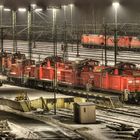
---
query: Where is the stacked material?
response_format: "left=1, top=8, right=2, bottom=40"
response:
left=0, top=120, right=16, bottom=139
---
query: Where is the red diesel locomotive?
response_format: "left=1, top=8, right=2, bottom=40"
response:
left=81, top=34, right=140, bottom=50
left=5, top=52, right=140, bottom=102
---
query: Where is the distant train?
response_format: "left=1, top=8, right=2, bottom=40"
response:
left=1, top=51, right=140, bottom=103
left=81, top=34, right=140, bottom=50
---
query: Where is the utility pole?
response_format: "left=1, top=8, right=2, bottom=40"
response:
left=0, top=27, right=4, bottom=73
left=0, top=27, right=4, bottom=53
left=114, top=28, right=117, bottom=65
left=12, top=10, right=17, bottom=53
left=104, top=24, right=107, bottom=66
left=76, top=32, right=80, bottom=57
left=53, top=25, right=57, bottom=115
left=32, top=5, right=36, bottom=48
left=27, top=6, right=32, bottom=60
left=63, top=5, right=68, bottom=61
left=0, top=6, right=4, bottom=74
left=52, top=9, right=57, bottom=115
left=63, top=21, right=68, bottom=61
left=70, top=4, right=73, bottom=52
left=112, top=2, right=120, bottom=66
left=0, top=5, right=3, bottom=27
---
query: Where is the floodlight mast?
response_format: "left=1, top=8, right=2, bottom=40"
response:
left=112, top=2, right=120, bottom=65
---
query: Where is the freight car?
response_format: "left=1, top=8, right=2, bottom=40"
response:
left=81, top=34, right=140, bottom=50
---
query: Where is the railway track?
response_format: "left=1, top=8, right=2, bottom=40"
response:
left=104, top=107, right=140, bottom=117
left=47, top=108, right=140, bottom=140
left=0, top=110, right=77, bottom=139
left=3, top=40, right=140, bottom=65
left=53, top=107, right=140, bottom=129
left=8, top=79, right=140, bottom=129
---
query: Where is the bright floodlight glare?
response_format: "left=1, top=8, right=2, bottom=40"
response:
left=18, top=8, right=26, bottom=12
left=112, top=2, right=120, bottom=8
left=0, top=5, right=3, bottom=8
left=4, top=8, right=11, bottom=11
left=63, top=5, right=67, bottom=8
left=31, top=4, right=36, bottom=8
left=35, top=8, right=42, bottom=12
left=53, top=8, right=56, bottom=12
left=47, top=6, right=61, bottom=10
left=70, top=4, right=74, bottom=7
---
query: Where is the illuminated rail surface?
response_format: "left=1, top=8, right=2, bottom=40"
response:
left=3, top=40, right=140, bottom=66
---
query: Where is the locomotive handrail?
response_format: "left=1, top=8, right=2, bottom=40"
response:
left=76, top=59, right=99, bottom=70
left=116, top=62, right=136, bottom=70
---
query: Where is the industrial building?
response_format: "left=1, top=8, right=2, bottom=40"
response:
left=0, top=0, right=140, bottom=139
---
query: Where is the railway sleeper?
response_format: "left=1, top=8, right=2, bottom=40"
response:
left=106, top=124, right=134, bottom=131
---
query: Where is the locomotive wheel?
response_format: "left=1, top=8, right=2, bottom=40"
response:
left=134, top=94, right=140, bottom=104
left=0, top=81, right=3, bottom=86
left=127, top=93, right=140, bottom=104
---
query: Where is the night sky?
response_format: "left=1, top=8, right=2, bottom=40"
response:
left=0, top=0, right=140, bottom=24
left=0, top=0, right=140, bottom=10
left=1, top=0, right=140, bottom=38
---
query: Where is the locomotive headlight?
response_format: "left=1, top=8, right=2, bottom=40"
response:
left=90, top=75, right=94, bottom=79
left=128, top=80, right=132, bottom=84
left=57, top=71, right=60, bottom=74
left=136, top=80, right=140, bottom=83
left=10, top=72, right=16, bottom=75
left=75, top=60, right=79, bottom=64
